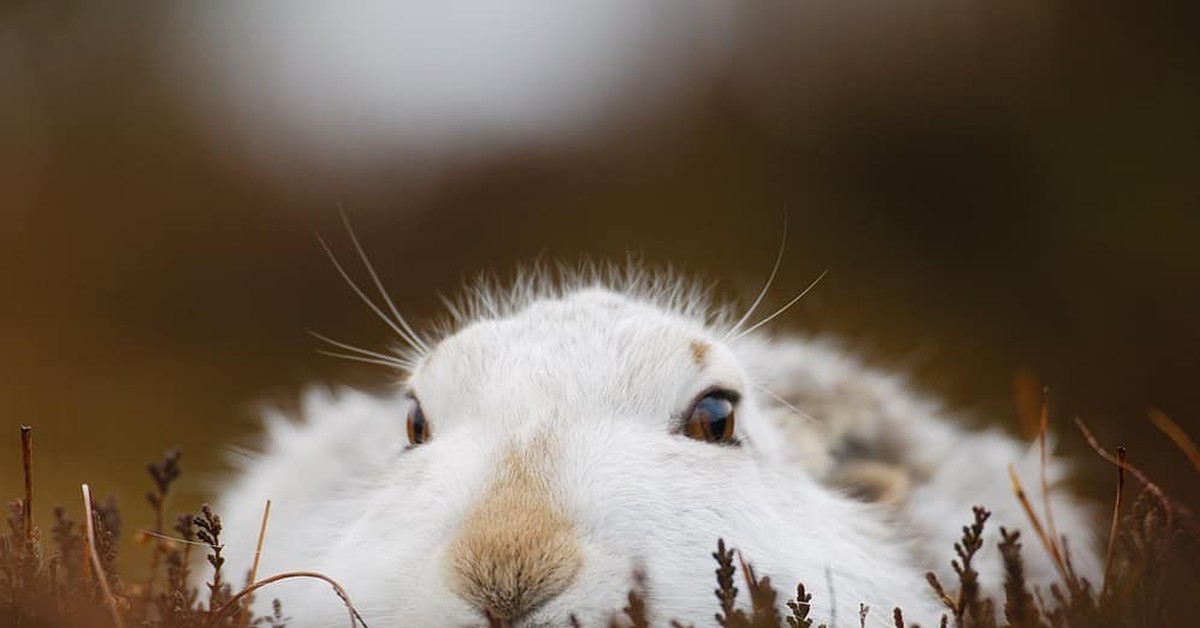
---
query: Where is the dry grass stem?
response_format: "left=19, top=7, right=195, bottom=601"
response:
left=1074, top=418, right=1174, bottom=527
left=1146, top=408, right=1200, bottom=472
left=236, top=499, right=273, bottom=628
left=1036, top=387, right=1063, bottom=576
left=204, top=571, right=369, bottom=628
left=1101, top=446, right=1126, bottom=598
left=82, top=483, right=126, bottom=628
left=1007, top=465, right=1069, bottom=583
left=20, top=425, right=33, bottom=543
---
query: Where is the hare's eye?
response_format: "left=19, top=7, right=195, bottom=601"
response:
left=683, top=390, right=738, bottom=444
left=406, top=401, right=431, bottom=446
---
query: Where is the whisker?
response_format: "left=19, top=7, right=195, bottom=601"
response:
left=724, top=212, right=788, bottom=341
left=317, top=233, right=425, bottom=354
left=338, top=210, right=430, bottom=353
left=309, top=330, right=413, bottom=365
left=316, top=349, right=414, bottom=371
left=731, top=268, right=829, bottom=342
left=137, top=528, right=217, bottom=549
left=752, top=381, right=819, bottom=424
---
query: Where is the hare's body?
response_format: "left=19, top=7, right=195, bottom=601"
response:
left=212, top=270, right=1096, bottom=627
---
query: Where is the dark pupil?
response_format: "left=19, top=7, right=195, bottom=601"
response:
left=407, top=405, right=428, bottom=444
left=692, top=396, right=733, bottom=440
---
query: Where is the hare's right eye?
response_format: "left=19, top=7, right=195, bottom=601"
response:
left=682, top=389, right=739, bottom=444
left=406, top=401, right=431, bottom=446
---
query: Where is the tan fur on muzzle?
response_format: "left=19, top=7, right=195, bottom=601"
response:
left=447, top=440, right=582, bottom=621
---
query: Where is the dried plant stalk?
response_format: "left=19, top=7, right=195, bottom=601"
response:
left=1036, top=387, right=1063, bottom=575
left=1007, top=465, right=1069, bottom=583
left=1101, top=446, right=1126, bottom=597
left=1075, top=418, right=1173, bottom=527
left=204, top=571, right=369, bottom=628
left=1147, top=408, right=1200, bottom=472
left=236, top=500, right=273, bottom=628
left=20, top=426, right=33, bottom=543
left=82, top=483, right=125, bottom=628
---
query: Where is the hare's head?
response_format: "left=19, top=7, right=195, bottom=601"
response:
left=300, top=270, right=849, bottom=627
left=226, top=266, right=931, bottom=627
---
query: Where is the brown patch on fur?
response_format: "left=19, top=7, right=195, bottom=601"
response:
left=447, top=437, right=582, bottom=621
left=830, top=460, right=911, bottom=505
left=689, top=340, right=710, bottom=367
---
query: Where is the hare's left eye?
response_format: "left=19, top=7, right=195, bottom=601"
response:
left=682, top=390, right=739, bottom=444
left=406, top=401, right=431, bottom=446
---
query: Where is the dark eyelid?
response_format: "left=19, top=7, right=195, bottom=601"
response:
left=696, top=386, right=741, bottom=404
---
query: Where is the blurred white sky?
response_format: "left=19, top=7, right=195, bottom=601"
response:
left=165, top=2, right=739, bottom=183
left=0, top=1, right=1039, bottom=201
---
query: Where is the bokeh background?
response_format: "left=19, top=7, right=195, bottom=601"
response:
left=2, top=2, right=1198, bottom=567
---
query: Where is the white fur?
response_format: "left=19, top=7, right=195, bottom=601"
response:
left=209, top=268, right=1097, bottom=627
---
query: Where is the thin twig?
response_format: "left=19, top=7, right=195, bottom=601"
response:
left=1075, top=418, right=1173, bottom=527
left=20, top=426, right=33, bottom=543
left=236, top=500, right=273, bottom=628
left=82, top=484, right=126, bottom=628
left=205, top=571, right=370, bottom=628
left=1101, top=446, right=1126, bottom=598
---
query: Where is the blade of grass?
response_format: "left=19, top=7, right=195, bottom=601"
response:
left=82, top=483, right=126, bottom=628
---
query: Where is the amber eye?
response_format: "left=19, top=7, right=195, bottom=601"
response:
left=683, top=390, right=738, bottom=444
left=406, top=401, right=431, bottom=446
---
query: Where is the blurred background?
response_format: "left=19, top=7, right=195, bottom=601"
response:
left=2, top=1, right=1198, bottom=566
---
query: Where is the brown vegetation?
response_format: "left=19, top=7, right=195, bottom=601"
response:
left=2, top=418, right=1197, bottom=628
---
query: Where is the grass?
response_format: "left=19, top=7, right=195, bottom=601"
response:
left=2, top=416, right=1197, bottom=628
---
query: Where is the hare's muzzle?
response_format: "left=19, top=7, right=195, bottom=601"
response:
left=446, top=441, right=582, bottom=622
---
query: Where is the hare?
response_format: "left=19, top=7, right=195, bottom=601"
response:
left=209, top=252, right=1097, bottom=627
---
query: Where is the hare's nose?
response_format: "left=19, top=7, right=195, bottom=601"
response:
left=447, top=446, right=582, bottom=622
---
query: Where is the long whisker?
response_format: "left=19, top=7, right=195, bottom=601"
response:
left=137, top=528, right=218, bottom=549
left=724, top=212, right=788, bottom=341
left=317, top=233, right=425, bottom=353
left=315, top=350, right=414, bottom=371
left=731, top=268, right=829, bottom=342
left=308, top=330, right=412, bottom=365
left=338, top=210, right=429, bottom=353
left=752, top=381, right=819, bottom=424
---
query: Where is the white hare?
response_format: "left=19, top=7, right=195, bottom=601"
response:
left=209, top=257, right=1097, bottom=627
